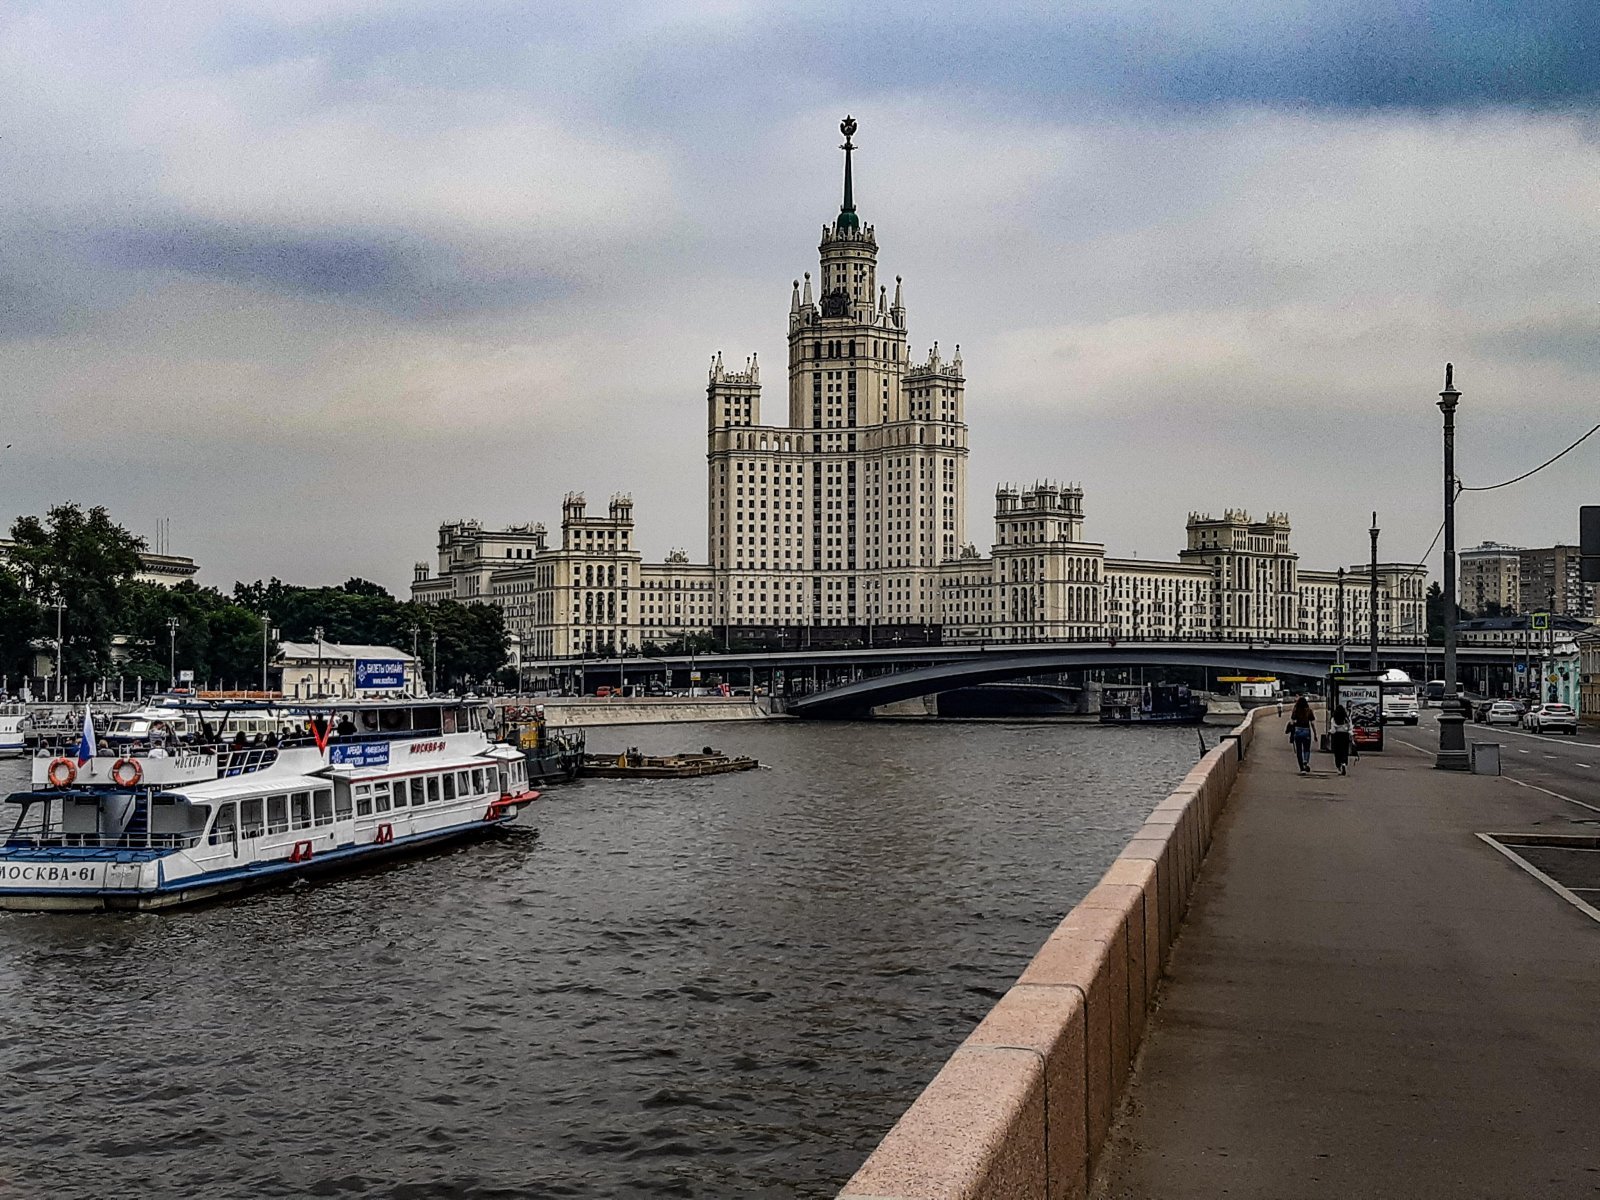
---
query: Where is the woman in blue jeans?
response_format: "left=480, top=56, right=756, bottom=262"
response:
left=1287, top=696, right=1317, bottom=774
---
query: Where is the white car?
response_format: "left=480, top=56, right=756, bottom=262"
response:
left=1524, top=704, right=1579, bottom=735
left=1485, top=701, right=1522, bottom=726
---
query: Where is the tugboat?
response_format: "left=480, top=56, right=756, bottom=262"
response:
left=0, top=696, right=538, bottom=911
left=501, top=705, right=585, bottom=785
left=1099, top=682, right=1208, bottom=726
left=580, top=747, right=759, bottom=779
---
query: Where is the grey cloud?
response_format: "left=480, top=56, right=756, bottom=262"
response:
left=91, top=222, right=573, bottom=319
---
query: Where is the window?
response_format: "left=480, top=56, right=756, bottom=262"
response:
left=314, top=789, right=334, bottom=826
left=410, top=777, right=426, bottom=806
left=241, top=798, right=264, bottom=838
left=267, top=795, right=289, bottom=834
left=457, top=770, right=472, bottom=795
left=472, top=769, right=486, bottom=794
left=355, top=784, right=373, bottom=817
left=291, top=791, right=312, bottom=829
left=374, top=783, right=392, bottom=813
left=209, top=802, right=238, bottom=846
left=442, top=774, right=456, bottom=801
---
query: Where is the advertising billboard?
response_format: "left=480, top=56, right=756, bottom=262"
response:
left=1340, top=683, right=1383, bottom=751
left=329, top=742, right=391, bottom=768
left=354, top=659, right=408, bottom=690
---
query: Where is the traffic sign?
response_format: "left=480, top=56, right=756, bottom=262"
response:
left=1515, top=662, right=1526, bottom=672
left=1531, top=612, right=1550, bottom=631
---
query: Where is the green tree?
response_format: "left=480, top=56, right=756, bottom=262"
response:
left=0, top=565, right=40, bottom=686
left=7, top=504, right=144, bottom=680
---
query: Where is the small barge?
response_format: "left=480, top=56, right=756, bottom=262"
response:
left=581, top=748, right=759, bottom=779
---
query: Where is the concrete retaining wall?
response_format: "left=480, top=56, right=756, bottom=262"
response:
left=529, top=697, right=774, bottom=728
left=837, top=707, right=1266, bottom=1200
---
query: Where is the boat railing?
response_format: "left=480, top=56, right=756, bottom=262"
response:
left=213, top=747, right=280, bottom=777
left=4, top=829, right=199, bottom=852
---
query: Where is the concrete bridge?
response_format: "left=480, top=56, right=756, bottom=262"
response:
left=524, top=639, right=1510, bottom=719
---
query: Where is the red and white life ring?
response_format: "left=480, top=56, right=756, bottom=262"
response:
left=46, top=757, right=77, bottom=788
left=110, top=758, right=144, bottom=787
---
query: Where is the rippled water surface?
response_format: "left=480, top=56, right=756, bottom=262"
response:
left=0, top=719, right=1201, bottom=1198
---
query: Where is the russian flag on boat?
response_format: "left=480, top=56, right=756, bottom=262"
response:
left=74, top=702, right=97, bottom=765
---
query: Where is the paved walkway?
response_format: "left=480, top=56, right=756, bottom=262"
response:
left=1092, top=724, right=1600, bottom=1199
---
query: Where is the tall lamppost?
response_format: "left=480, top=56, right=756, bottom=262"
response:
left=430, top=630, right=439, bottom=695
left=1336, top=567, right=1346, bottom=667
left=51, top=597, right=66, bottom=702
left=166, top=616, right=179, bottom=690
left=1368, top=513, right=1380, bottom=671
left=410, top=623, right=421, bottom=697
left=1435, top=364, right=1469, bottom=769
left=260, top=611, right=271, bottom=692
left=313, top=625, right=325, bottom=698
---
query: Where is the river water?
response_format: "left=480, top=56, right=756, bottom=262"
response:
left=0, top=719, right=1201, bottom=1198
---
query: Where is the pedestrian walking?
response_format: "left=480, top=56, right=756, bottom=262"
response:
left=1287, top=695, right=1316, bottom=774
left=1330, top=703, right=1352, bottom=776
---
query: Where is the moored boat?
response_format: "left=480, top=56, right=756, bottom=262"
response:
left=0, top=696, right=537, bottom=912
left=0, top=704, right=24, bottom=758
left=580, top=748, right=759, bottom=779
left=501, top=705, right=585, bottom=785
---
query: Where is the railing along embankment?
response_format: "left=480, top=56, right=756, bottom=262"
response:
left=837, top=705, right=1268, bottom=1200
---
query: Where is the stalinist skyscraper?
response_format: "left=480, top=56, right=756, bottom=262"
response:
left=706, top=115, right=969, bottom=635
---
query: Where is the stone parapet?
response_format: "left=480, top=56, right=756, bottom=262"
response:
left=837, top=706, right=1269, bottom=1200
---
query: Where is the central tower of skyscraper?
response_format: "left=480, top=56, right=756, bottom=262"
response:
left=707, top=116, right=969, bottom=636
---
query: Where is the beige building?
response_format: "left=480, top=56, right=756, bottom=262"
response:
left=409, top=118, right=1429, bottom=659
left=1459, top=542, right=1522, bottom=615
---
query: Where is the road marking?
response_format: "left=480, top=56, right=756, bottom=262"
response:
left=1501, top=775, right=1600, bottom=815
left=1477, top=834, right=1600, bottom=925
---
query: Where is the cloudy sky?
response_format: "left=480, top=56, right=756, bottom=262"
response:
left=2, top=0, right=1597, bottom=594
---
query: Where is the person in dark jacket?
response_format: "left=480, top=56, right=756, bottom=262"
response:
left=1288, top=696, right=1317, bottom=774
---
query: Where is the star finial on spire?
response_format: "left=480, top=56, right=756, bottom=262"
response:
left=836, top=114, right=859, bottom=232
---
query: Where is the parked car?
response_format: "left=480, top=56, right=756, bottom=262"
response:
left=1524, top=703, right=1579, bottom=734
left=644, top=681, right=668, bottom=696
left=1485, top=701, right=1522, bottom=726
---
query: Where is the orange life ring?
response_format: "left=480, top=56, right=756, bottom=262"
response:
left=110, top=758, right=143, bottom=787
left=46, top=757, right=77, bottom=788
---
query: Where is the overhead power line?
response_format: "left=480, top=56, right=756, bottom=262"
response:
left=1458, top=422, right=1600, bottom=493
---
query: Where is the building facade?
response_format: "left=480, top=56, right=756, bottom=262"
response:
left=1518, top=544, right=1597, bottom=620
left=409, top=118, right=1428, bottom=657
left=1459, top=542, right=1522, bottom=616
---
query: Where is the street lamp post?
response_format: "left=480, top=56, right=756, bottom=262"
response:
left=313, top=625, right=324, bottom=698
left=51, top=597, right=66, bottom=702
left=1435, top=364, right=1469, bottom=769
left=1368, top=514, right=1380, bottom=672
left=430, top=631, right=438, bottom=695
left=166, top=616, right=179, bottom=690
left=1336, top=567, right=1346, bottom=667
left=261, top=611, right=271, bottom=692
left=410, top=624, right=421, bottom=697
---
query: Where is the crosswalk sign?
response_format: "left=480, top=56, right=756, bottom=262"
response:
left=1531, top=612, right=1550, bottom=631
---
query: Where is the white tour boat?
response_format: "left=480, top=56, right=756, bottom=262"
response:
left=0, top=703, right=25, bottom=758
left=0, top=697, right=537, bottom=911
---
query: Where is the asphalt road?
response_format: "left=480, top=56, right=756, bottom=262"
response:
left=1388, top=709, right=1600, bottom=811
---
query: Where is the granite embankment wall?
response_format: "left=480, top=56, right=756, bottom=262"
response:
left=524, top=697, right=775, bottom=728
left=838, top=706, right=1268, bottom=1200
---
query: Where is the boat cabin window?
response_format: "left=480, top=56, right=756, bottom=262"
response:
left=442, top=773, right=456, bottom=801
left=208, top=802, right=238, bottom=845
left=374, top=783, right=391, bottom=813
left=457, top=770, right=471, bottom=795
left=442, top=709, right=458, bottom=735
left=471, top=768, right=486, bottom=794
left=354, top=783, right=372, bottom=817
left=241, top=798, right=264, bottom=838
left=313, top=789, right=334, bottom=826
left=359, top=710, right=380, bottom=732
left=291, top=791, right=312, bottom=829
left=267, top=794, right=289, bottom=834
left=409, top=777, right=425, bottom=807
left=335, top=789, right=352, bottom=820
left=426, top=775, right=440, bottom=804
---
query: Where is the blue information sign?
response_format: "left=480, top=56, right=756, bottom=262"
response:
left=354, top=659, right=407, bottom=690
left=329, top=742, right=391, bottom=768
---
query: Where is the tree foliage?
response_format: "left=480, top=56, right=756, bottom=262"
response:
left=3, top=505, right=509, bottom=694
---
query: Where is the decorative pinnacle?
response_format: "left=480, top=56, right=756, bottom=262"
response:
left=1439, top=361, right=1460, bottom=413
left=836, top=114, right=859, bottom=231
